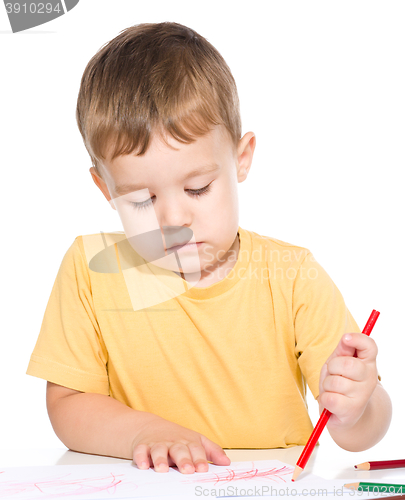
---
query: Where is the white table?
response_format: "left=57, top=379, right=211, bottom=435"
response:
left=1, top=436, right=404, bottom=482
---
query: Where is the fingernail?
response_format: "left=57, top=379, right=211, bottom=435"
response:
left=344, top=334, right=352, bottom=341
left=141, top=461, right=148, bottom=468
left=182, top=464, right=194, bottom=472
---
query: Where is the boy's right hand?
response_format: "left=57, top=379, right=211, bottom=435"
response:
left=131, top=415, right=230, bottom=474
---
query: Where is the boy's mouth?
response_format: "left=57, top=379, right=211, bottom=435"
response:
left=167, top=242, right=202, bottom=252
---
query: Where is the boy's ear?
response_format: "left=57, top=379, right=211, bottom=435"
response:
left=236, top=132, right=256, bottom=182
left=89, top=167, right=116, bottom=210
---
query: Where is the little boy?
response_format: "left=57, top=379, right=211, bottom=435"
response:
left=27, top=22, right=391, bottom=474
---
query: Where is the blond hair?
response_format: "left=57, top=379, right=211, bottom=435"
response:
left=76, top=22, right=241, bottom=175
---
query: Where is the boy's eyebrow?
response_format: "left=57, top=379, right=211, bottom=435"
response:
left=114, top=163, right=221, bottom=195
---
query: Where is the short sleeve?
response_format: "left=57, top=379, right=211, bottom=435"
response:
left=26, top=237, right=109, bottom=394
left=293, top=252, right=360, bottom=400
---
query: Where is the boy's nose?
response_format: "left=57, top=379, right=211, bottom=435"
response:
left=158, top=199, right=193, bottom=230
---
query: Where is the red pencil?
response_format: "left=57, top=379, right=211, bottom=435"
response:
left=292, top=309, right=380, bottom=482
left=355, top=459, right=405, bottom=471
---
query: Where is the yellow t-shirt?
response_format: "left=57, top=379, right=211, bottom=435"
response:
left=26, top=226, right=360, bottom=448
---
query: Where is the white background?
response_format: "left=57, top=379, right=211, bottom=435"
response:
left=0, top=0, right=404, bottom=459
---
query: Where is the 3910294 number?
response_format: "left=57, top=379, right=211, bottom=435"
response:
left=5, top=3, right=61, bottom=14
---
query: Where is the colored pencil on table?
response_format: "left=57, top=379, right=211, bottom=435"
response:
left=355, top=459, right=405, bottom=470
left=344, top=482, right=405, bottom=494
left=291, top=309, right=380, bottom=482
left=369, top=496, right=405, bottom=500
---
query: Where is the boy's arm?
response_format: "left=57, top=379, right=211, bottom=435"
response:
left=46, top=382, right=230, bottom=473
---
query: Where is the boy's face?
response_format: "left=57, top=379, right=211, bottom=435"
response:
left=91, top=125, right=255, bottom=285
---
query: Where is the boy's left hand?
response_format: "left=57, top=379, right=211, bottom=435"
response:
left=318, top=333, right=379, bottom=428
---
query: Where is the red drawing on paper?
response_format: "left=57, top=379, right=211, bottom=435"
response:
left=183, top=464, right=293, bottom=485
left=0, top=472, right=132, bottom=499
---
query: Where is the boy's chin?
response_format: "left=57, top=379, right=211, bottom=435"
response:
left=155, top=260, right=202, bottom=278
left=149, top=252, right=202, bottom=275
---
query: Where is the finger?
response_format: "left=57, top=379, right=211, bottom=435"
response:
left=150, top=443, right=170, bottom=472
left=318, top=362, right=329, bottom=395
left=168, top=443, right=196, bottom=474
left=201, top=436, right=231, bottom=466
left=319, top=390, right=352, bottom=419
left=187, top=442, right=209, bottom=473
left=342, top=333, right=378, bottom=361
left=327, top=356, right=367, bottom=382
left=322, top=374, right=357, bottom=397
left=133, top=443, right=151, bottom=470
left=326, top=335, right=357, bottom=362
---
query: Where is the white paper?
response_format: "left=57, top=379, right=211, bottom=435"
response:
left=0, top=459, right=386, bottom=499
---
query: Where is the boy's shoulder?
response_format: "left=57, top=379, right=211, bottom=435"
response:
left=75, top=231, right=126, bottom=243
left=243, top=228, right=312, bottom=261
left=67, top=231, right=127, bottom=272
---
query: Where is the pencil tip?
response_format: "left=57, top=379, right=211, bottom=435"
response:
left=344, top=482, right=359, bottom=490
left=292, top=466, right=302, bottom=482
left=354, top=462, right=369, bottom=470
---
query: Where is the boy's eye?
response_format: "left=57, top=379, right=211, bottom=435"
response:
left=129, top=182, right=213, bottom=211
